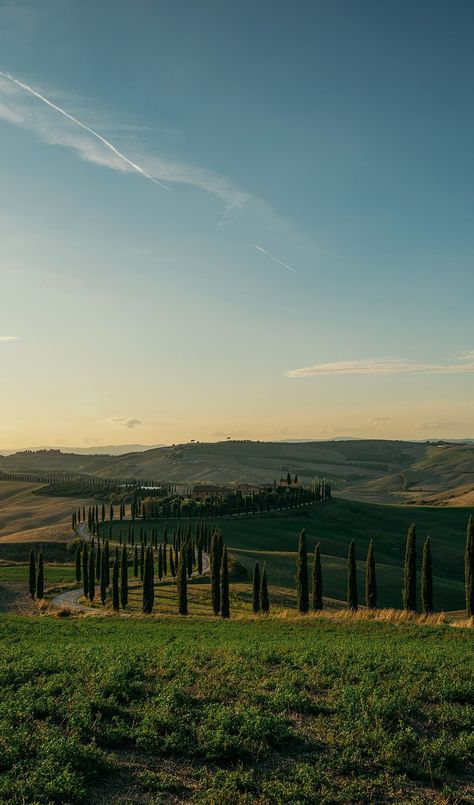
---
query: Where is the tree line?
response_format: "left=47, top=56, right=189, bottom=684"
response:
left=293, top=516, right=474, bottom=618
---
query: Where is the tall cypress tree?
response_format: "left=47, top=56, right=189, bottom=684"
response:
left=140, top=542, right=144, bottom=581
left=96, top=542, right=102, bottom=583
left=312, top=543, right=323, bottom=610
left=252, top=562, right=261, bottom=613
left=100, top=555, right=107, bottom=605
left=28, top=550, right=36, bottom=599
left=260, top=563, right=269, bottom=614
left=112, top=557, right=120, bottom=611
left=142, top=546, right=154, bottom=614
left=177, top=549, right=188, bottom=615
left=134, top=545, right=139, bottom=578
left=120, top=545, right=128, bottom=609
left=403, top=523, right=417, bottom=612
left=187, top=541, right=193, bottom=578
left=197, top=539, right=203, bottom=575
left=170, top=547, right=176, bottom=577
left=88, top=542, right=96, bottom=602
left=211, top=532, right=221, bottom=615
left=296, top=529, right=309, bottom=613
left=365, top=539, right=377, bottom=609
left=347, top=540, right=358, bottom=611
left=104, top=540, right=110, bottom=587
left=158, top=544, right=163, bottom=581
left=36, top=551, right=44, bottom=600
left=465, top=515, right=474, bottom=617
left=220, top=546, right=230, bottom=618
left=421, top=536, right=434, bottom=614
left=75, top=545, right=81, bottom=583
left=82, top=543, right=89, bottom=599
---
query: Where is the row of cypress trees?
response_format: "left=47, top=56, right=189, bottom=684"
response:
left=295, top=516, right=474, bottom=616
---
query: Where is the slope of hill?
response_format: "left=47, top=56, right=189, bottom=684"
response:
left=2, top=440, right=474, bottom=505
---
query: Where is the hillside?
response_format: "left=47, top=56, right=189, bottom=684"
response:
left=3, top=440, right=474, bottom=505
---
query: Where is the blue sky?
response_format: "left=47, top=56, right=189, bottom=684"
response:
left=0, top=0, right=473, bottom=447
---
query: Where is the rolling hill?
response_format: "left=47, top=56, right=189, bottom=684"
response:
left=2, top=439, right=474, bottom=505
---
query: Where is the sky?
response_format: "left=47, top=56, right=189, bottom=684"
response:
left=1, top=0, right=474, bottom=449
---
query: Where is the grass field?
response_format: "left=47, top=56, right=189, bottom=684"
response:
left=103, top=498, right=471, bottom=611
left=0, top=615, right=472, bottom=804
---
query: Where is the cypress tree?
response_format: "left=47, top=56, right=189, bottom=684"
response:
left=347, top=540, right=358, bottom=611
left=163, top=534, right=167, bottom=575
left=260, top=563, right=269, bottom=614
left=169, top=547, right=176, bottom=577
left=96, top=542, right=101, bottom=583
left=365, top=539, right=377, bottom=609
left=100, top=555, right=107, bottom=605
left=187, top=541, right=193, bottom=578
left=28, top=550, right=36, bottom=598
left=120, top=545, right=128, bottom=609
left=211, top=532, right=221, bottom=615
left=104, top=539, right=110, bottom=587
left=312, top=542, right=323, bottom=610
left=421, top=536, right=434, bottom=614
left=88, top=542, right=95, bottom=602
left=82, top=543, right=89, bottom=599
left=296, top=529, right=309, bottom=613
left=252, top=562, right=261, bottom=613
left=75, top=545, right=81, bottom=583
left=134, top=545, right=139, bottom=578
left=142, top=546, right=154, bottom=614
left=112, top=557, right=120, bottom=611
left=158, top=544, right=163, bottom=581
left=465, top=515, right=474, bottom=617
left=403, top=523, right=417, bottom=612
left=36, top=551, right=44, bottom=600
left=140, top=542, right=144, bottom=581
left=220, top=547, right=230, bottom=618
left=177, top=549, right=188, bottom=615
left=197, top=538, right=203, bottom=575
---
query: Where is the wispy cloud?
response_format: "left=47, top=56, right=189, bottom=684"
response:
left=286, top=353, right=474, bottom=378
left=251, top=243, right=297, bottom=274
left=0, top=336, right=19, bottom=341
left=415, top=420, right=461, bottom=431
left=0, top=71, right=171, bottom=190
left=108, top=417, right=142, bottom=429
left=368, top=416, right=391, bottom=424
left=0, top=72, right=251, bottom=212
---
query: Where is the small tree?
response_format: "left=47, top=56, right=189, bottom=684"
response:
left=260, top=563, right=269, bottom=614
left=403, top=523, right=417, bottom=612
left=36, top=551, right=44, bottom=600
left=347, top=540, right=358, bottom=611
left=252, top=562, right=260, bottom=613
left=465, top=515, right=474, bottom=618
left=220, top=547, right=230, bottom=618
left=177, top=549, right=188, bottom=615
left=296, top=529, right=309, bottom=613
left=112, top=557, right=120, bottom=611
left=421, top=536, right=434, bottom=614
left=120, top=545, right=128, bottom=609
left=28, top=550, right=36, bottom=599
left=365, top=539, right=377, bottom=609
left=312, top=543, right=323, bottom=610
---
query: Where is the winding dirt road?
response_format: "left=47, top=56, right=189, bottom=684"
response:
left=52, top=524, right=210, bottom=612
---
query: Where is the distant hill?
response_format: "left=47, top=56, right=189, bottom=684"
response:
left=1, top=439, right=474, bottom=505
left=0, top=444, right=163, bottom=457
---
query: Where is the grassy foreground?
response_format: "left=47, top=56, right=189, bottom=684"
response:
left=0, top=615, right=472, bottom=804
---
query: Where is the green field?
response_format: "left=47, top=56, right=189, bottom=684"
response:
left=103, top=498, right=471, bottom=610
left=0, top=615, right=472, bottom=804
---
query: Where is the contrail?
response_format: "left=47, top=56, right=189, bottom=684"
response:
left=251, top=243, right=297, bottom=275
left=0, top=71, right=171, bottom=191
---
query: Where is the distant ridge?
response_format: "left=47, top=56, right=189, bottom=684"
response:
left=0, top=444, right=164, bottom=457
